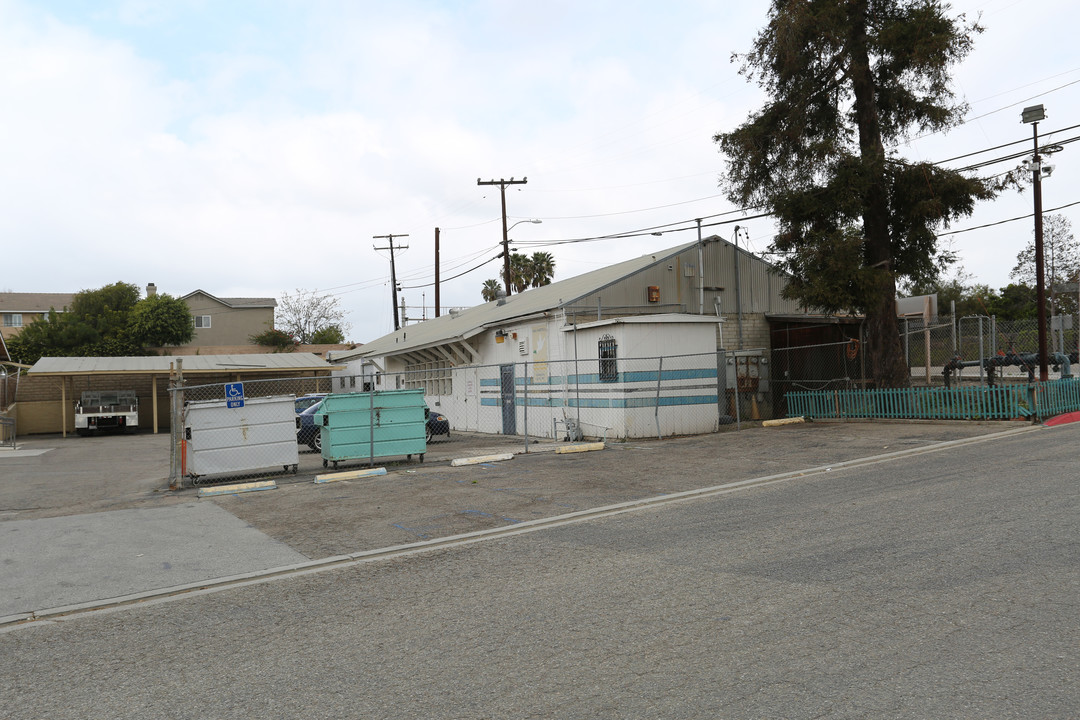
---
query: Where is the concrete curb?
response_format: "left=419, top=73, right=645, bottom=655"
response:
left=314, top=467, right=387, bottom=483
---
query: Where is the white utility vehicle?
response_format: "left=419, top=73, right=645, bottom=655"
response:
left=75, top=390, right=138, bottom=436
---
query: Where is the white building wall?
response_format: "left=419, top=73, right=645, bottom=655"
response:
left=346, top=316, right=725, bottom=440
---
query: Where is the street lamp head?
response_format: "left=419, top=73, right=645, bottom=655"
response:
left=506, top=218, right=543, bottom=233
left=1022, top=104, right=1046, bottom=124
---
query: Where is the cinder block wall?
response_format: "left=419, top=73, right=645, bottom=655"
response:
left=719, top=313, right=771, bottom=351
left=15, top=374, right=173, bottom=434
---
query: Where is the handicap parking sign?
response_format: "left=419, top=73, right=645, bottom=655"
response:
left=225, top=382, right=245, bottom=408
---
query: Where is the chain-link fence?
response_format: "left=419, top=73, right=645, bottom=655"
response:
left=400, top=353, right=732, bottom=444
left=167, top=352, right=768, bottom=487
left=902, top=314, right=1078, bottom=385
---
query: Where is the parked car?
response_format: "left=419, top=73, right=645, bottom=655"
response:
left=426, top=406, right=449, bottom=442
left=294, top=393, right=327, bottom=413
left=296, top=398, right=326, bottom=452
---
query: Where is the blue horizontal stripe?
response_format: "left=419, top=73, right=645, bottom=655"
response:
left=481, top=395, right=718, bottom=409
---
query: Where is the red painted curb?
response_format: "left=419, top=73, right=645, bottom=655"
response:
left=1044, top=411, right=1080, bottom=427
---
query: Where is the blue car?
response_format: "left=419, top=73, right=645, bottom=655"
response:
left=425, top=406, right=450, bottom=442
left=296, top=396, right=326, bottom=451
left=294, top=393, right=327, bottom=413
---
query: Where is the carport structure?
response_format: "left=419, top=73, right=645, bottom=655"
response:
left=25, top=354, right=344, bottom=437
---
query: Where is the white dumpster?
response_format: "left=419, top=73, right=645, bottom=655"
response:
left=184, top=395, right=299, bottom=482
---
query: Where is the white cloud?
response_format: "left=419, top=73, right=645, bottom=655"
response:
left=2, top=0, right=1079, bottom=343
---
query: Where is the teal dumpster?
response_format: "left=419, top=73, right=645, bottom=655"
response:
left=315, top=389, right=427, bottom=469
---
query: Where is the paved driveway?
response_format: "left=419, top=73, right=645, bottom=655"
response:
left=1, top=420, right=1026, bottom=623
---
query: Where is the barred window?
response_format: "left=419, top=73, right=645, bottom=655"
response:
left=599, top=335, right=618, bottom=382
left=402, top=359, right=453, bottom=396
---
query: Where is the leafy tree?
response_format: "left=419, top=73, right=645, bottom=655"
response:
left=250, top=328, right=299, bottom=351
left=1010, top=214, right=1078, bottom=316
left=715, top=0, right=995, bottom=387
left=7, top=309, right=143, bottom=366
left=5, top=283, right=151, bottom=364
left=277, top=289, right=351, bottom=344
left=128, top=294, right=194, bottom=347
left=984, top=283, right=1037, bottom=321
left=311, top=324, right=346, bottom=344
left=69, top=281, right=141, bottom=339
left=481, top=279, right=502, bottom=302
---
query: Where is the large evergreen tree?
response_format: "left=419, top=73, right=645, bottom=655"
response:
left=716, top=0, right=995, bottom=387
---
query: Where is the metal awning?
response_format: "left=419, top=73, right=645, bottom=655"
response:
left=25, top=354, right=345, bottom=437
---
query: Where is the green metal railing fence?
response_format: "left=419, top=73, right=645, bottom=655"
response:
left=786, top=379, right=1080, bottom=422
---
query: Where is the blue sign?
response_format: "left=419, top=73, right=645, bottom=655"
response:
left=225, top=382, right=245, bottom=409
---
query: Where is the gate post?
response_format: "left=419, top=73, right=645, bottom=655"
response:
left=168, top=359, right=184, bottom=490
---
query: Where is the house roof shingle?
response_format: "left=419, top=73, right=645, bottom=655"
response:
left=0, top=293, right=75, bottom=313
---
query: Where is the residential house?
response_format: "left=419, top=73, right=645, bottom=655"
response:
left=180, top=289, right=277, bottom=347
left=0, top=293, right=74, bottom=341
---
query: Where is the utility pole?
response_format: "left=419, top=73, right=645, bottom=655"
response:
left=434, top=227, right=441, bottom=317
left=1022, top=104, right=1049, bottom=381
left=374, top=233, right=409, bottom=331
left=478, top=177, right=528, bottom=296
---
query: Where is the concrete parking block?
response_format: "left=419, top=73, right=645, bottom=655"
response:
left=197, top=480, right=277, bottom=497
left=450, top=453, right=514, bottom=467
left=555, top=442, right=605, bottom=454
left=315, top=467, right=388, bottom=483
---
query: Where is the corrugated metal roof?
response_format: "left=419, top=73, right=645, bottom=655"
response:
left=568, top=313, right=726, bottom=332
left=354, top=242, right=699, bottom=359
left=28, top=353, right=341, bottom=376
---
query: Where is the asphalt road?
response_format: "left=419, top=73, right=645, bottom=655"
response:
left=2, top=420, right=1077, bottom=718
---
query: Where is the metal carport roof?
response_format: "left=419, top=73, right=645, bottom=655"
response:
left=28, top=353, right=343, bottom=376
left=26, top=354, right=345, bottom=437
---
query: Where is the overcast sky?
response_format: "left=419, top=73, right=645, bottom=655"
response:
left=2, top=0, right=1078, bottom=343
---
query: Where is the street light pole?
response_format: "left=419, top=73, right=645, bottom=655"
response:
left=1022, top=104, right=1049, bottom=381
left=504, top=218, right=543, bottom=293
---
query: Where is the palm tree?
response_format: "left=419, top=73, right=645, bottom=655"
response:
left=529, top=252, right=555, bottom=287
left=481, top=279, right=502, bottom=302
left=510, top=253, right=531, bottom=293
